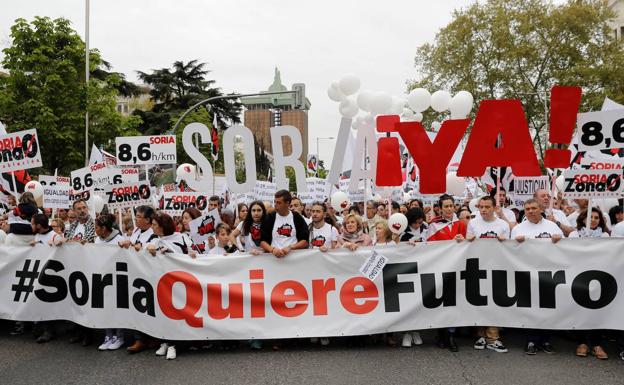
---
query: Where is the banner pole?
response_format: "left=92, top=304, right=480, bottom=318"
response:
left=495, top=167, right=501, bottom=207
left=586, top=198, right=592, bottom=232
left=549, top=169, right=556, bottom=211
left=130, top=207, right=136, bottom=229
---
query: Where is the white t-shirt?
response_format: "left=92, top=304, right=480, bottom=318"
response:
left=70, top=223, right=86, bottom=241
left=611, top=221, right=624, bottom=237
left=95, top=232, right=125, bottom=244
left=130, top=227, right=158, bottom=249
left=467, top=216, right=510, bottom=239
left=310, top=222, right=339, bottom=249
left=511, top=218, right=563, bottom=239
left=568, top=228, right=610, bottom=238
left=271, top=212, right=297, bottom=249
left=543, top=208, right=571, bottom=227
left=35, top=230, right=61, bottom=245
left=236, top=222, right=262, bottom=252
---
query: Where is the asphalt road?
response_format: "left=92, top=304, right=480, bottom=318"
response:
left=0, top=325, right=622, bottom=385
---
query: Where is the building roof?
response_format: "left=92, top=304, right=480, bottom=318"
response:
left=241, top=67, right=311, bottom=110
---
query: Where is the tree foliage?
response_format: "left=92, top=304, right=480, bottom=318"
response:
left=409, top=0, right=624, bottom=159
left=135, top=60, right=242, bottom=136
left=0, top=17, right=141, bottom=174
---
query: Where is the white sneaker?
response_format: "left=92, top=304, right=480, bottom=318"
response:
left=412, top=331, right=423, bottom=346
left=166, top=345, right=176, bottom=360
left=98, top=336, right=111, bottom=351
left=401, top=333, right=412, bottom=347
left=473, top=337, right=486, bottom=350
left=156, top=343, right=168, bottom=356
left=486, top=340, right=508, bottom=353
left=320, top=338, right=330, bottom=346
left=107, top=336, right=124, bottom=350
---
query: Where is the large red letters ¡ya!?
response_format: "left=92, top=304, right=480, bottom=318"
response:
left=373, top=93, right=582, bottom=193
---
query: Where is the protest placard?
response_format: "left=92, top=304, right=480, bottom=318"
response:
left=0, top=129, right=42, bottom=172
left=115, top=135, right=177, bottom=165
left=562, top=169, right=624, bottom=198
left=103, top=182, right=153, bottom=209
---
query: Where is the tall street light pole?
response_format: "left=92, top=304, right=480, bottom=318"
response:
left=84, top=0, right=90, bottom=166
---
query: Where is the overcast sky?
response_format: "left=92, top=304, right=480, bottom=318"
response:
left=1, top=0, right=479, bottom=167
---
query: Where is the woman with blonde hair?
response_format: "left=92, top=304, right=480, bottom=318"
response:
left=337, top=213, right=371, bottom=250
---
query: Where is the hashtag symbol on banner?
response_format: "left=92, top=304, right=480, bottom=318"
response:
left=11, top=259, right=41, bottom=302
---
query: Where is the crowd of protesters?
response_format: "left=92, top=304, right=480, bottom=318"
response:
left=1, top=186, right=623, bottom=361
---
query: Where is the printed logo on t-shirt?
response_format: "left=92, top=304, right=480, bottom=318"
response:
left=536, top=232, right=552, bottom=238
left=250, top=224, right=261, bottom=245
left=479, top=231, right=498, bottom=239
left=277, top=223, right=293, bottom=237
left=311, top=235, right=326, bottom=247
left=198, top=215, right=216, bottom=235
left=72, top=233, right=84, bottom=241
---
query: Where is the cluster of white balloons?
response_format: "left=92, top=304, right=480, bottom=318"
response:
left=329, top=75, right=475, bottom=132
left=407, top=88, right=474, bottom=120
left=330, top=190, right=407, bottom=235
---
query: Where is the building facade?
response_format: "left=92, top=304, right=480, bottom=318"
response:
left=608, top=0, right=624, bottom=39
left=241, top=68, right=310, bottom=162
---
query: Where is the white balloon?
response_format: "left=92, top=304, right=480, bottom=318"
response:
left=373, top=193, right=382, bottom=202
left=25, top=181, right=43, bottom=200
left=89, top=195, right=105, bottom=213
left=413, top=112, right=423, bottom=122
left=339, top=97, right=359, bottom=118
left=469, top=197, right=483, bottom=213
left=407, top=88, right=431, bottom=112
left=338, top=74, right=360, bottom=96
left=402, top=192, right=412, bottom=203
left=370, top=92, right=393, bottom=114
left=402, top=108, right=414, bottom=118
left=446, top=172, right=465, bottom=196
left=596, top=198, right=619, bottom=213
left=356, top=90, right=374, bottom=112
left=431, top=121, right=442, bottom=132
left=390, top=97, right=406, bottom=115
left=388, top=213, right=408, bottom=234
left=450, top=91, right=474, bottom=119
left=176, top=163, right=196, bottom=182
left=330, top=191, right=350, bottom=212
left=328, top=84, right=345, bottom=102
left=430, top=90, right=452, bottom=112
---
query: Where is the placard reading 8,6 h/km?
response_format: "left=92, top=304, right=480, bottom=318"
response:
left=115, top=135, right=177, bottom=165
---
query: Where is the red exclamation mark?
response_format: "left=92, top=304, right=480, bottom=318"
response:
left=543, top=85, right=582, bottom=169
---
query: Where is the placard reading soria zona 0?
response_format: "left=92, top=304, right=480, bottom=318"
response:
left=0, top=129, right=43, bottom=172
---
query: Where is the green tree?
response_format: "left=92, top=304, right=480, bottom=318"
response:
left=409, top=0, right=624, bottom=159
left=0, top=17, right=141, bottom=174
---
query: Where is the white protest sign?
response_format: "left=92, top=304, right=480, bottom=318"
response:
left=0, top=129, right=43, bottom=172
left=39, top=175, right=70, bottom=187
left=562, top=169, right=624, bottom=198
left=42, top=185, right=71, bottom=209
left=189, top=208, right=222, bottom=243
left=312, top=177, right=329, bottom=201
left=359, top=250, right=388, bottom=282
left=580, top=157, right=624, bottom=170
left=162, top=192, right=209, bottom=216
left=108, top=166, right=140, bottom=185
left=299, top=178, right=316, bottom=204
left=576, top=109, right=624, bottom=152
left=115, top=135, right=176, bottom=165
left=254, top=181, right=277, bottom=202
left=70, top=163, right=111, bottom=193
left=103, top=182, right=153, bottom=209
left=511, top=176, right=550, bottom=206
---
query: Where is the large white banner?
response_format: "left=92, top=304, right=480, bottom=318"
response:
left=0, top=239, right=623, bottom=340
